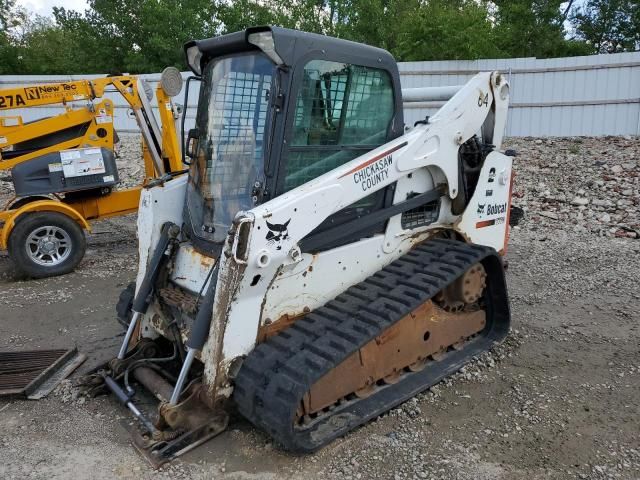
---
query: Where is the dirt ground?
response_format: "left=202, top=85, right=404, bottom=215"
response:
left=0, top=137, right=639, bottom=480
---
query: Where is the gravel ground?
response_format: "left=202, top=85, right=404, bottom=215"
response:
left=508, top=136, right=639, bottom=238
left=0, top=136, right=638, bottom=479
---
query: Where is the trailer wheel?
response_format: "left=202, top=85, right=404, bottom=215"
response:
left=8, top=211, right=87, bottom=278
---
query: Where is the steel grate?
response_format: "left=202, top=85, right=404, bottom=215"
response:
left=401, top=198, right=440, bottom=230
left=0, top=348, right=86, bottom=398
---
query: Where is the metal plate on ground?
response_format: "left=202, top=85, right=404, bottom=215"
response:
left=122, top=414, right=229, bottom=469
left=0, top=348, right=86, bottom=399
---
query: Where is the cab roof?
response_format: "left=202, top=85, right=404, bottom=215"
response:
left=184, top=26, right=397, bottom=75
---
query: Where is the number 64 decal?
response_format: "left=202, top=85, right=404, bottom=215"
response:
left=478, top=92, right=489, bottom=107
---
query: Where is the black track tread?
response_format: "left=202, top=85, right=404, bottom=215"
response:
left=233, top=239, right=510, bottom=452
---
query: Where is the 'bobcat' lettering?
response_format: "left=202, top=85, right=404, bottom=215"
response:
left=477, top=202, right=507, bottom=218
left=486, top=203, right=507, bottom=216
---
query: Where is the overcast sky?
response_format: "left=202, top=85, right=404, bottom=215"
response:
left=16, top=0, right=88, bottom=17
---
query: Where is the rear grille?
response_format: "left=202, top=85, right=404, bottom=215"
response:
left=401, top=198, right=440, bottom=229
left=159, top=283, right=199, bottom=314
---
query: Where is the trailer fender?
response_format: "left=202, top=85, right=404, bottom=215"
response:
left=0, top=200, right=90, bottom=249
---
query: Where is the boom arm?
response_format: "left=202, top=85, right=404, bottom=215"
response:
left=0, top=75, right=182, bottom=176
left=0, top=76, right=142, bottom=110
left=243, top=71, right=508, bottom=261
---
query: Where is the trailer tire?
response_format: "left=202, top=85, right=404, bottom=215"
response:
left=8, top=211, right=87, bottom=278
left=116, top=282, right=136, bottom=328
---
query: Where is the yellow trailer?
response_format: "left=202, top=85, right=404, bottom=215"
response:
left=0, top=68, right=185, bottom=277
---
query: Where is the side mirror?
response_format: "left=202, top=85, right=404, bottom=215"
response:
left=186, top=128, right=199, bottom=160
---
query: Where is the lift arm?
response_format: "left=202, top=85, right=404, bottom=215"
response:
left=241, top=71, right=510, bottom=260
left=0, top=73, right=182, bottom=177
left=0, top=70, right=185, bottom=259
left=0, top=76, right=141, bottom=110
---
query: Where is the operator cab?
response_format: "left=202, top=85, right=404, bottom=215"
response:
left=183, top=26, right=404, bottom=256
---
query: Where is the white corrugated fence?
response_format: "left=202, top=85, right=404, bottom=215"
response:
left=400, top=52, right=640, bottom=137
left=2, top=51, right=639, bottom=137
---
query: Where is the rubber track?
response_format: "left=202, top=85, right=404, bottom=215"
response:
left=233, top=238, right=510, bottom=452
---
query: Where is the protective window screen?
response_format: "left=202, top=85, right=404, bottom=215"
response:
left=206, top=70, right=271, bottom=195
left=284, top=60, right=393, bottom=192
left=187, top=53, right=274, bottom=244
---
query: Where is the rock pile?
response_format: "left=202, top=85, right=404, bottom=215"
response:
left=505, top=136, right=639, bottom=239
left=113, top=135, right=146, bottom=188
left=53, top=379, right=82, bottom=405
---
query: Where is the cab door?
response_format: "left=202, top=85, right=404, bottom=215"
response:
left=275, top=58, right=403, bottom=252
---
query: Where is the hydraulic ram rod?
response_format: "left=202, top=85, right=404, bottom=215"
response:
left=118, top=222, right=180, bottom=359
left=401, top=85, right=462, bottom=102
left=102, top=373, right=157, bottom=434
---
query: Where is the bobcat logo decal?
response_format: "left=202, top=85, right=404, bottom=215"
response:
left=266, top=219, right=290, bottom=250
left=477, top=203, right=486, bottom=216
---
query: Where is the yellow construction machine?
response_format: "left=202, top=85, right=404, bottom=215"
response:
left=0, top=69, right=185, bottom=277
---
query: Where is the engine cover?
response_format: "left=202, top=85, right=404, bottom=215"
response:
left=11, top=147, right=119, bottom=197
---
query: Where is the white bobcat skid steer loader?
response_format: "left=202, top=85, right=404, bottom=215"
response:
left=93, top=26, right=513, bottom=466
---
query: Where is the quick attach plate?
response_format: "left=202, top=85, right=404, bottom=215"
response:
left=122, top=412, right=228, bottom=468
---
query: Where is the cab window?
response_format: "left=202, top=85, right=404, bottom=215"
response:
left=283, top=60, right=394, bottom=192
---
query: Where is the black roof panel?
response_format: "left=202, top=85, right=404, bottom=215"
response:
left=184, top=26, right=397, bottom=73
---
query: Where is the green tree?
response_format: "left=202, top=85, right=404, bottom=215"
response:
left=492, top=0, right=592, bottom=58
left=10, top=16, right=102, bottom=74
left=11, top=0, right=634, bottom=75
left=217, top=0, right=501, bottom=61
left=393, top=0, right=501, bottom=61
left=1, top=0, right=16, bottom=31
left=571, top=0, right=639, bottom=53
left=0, top=0, right=26, bottom=73
left=54, top=0, right=222, bottom=73
left=217, top=0, right=285, bottom=34
left=51, top=8, right=130, bottom=74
